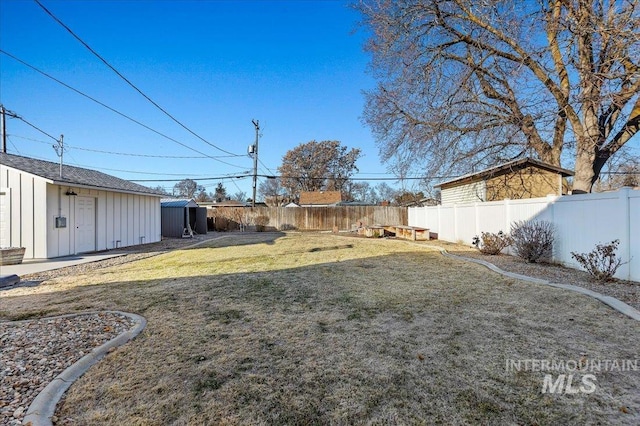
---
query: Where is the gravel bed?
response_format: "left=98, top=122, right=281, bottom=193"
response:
left=0, top=312, right=134, bottom=426
left=433, top=242, right=640, bottom=312
left=0, top=234, right=222, bottom=425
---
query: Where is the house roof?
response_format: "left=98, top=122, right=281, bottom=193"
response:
left=435, top=158, right=574, bottom=189
left=161, top=198, right=199, bottom=208
left=298, top=191, right=342, bottom=206
left=0, top=153, right=165, bottom=197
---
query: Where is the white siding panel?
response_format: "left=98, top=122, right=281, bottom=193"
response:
left=0, top=187, right=10, bottom=248
left=33, top=179, right=47, bottom=258
left=97, top=191, right=107, bottom=250
left=126, top=194, right=133, bottom=246
left=476, top=202, right=507, bottom=234
left=8, top=169, right=22, bottom=249
left=113, top=193, right=122, bottom=248
left=437, top=206, right=456, bottom=241
left=455, top=204, right=476, bottom=244
left=629, top=192, right=640, bottom=281
left=441, top=181, right=486, bottom=205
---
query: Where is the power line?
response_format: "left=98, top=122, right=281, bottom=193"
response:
left=0, top=50, right=246, bottom=168
left=10, top=133, right=209, bottom=158
left=7, top=112, right=59, bottom=142
left=34, top=0, right=240, bottom=157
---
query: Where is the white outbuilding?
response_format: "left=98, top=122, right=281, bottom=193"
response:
left=0, top=153, right=163, bottom=259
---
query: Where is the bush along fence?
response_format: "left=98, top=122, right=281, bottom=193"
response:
left=408, top=187, right=639, bottom=282
left=208, top=206, right=408, bottom=233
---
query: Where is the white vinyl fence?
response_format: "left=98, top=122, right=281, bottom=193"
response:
left=409, top=187, right=640, bottom=281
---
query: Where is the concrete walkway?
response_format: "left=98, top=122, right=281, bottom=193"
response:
left=0, top=252, right=128, bottom=280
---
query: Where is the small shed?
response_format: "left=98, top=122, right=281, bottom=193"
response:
left=435, top=158, right=574, bottom=205
left=161, top=198, right=207, bottom=237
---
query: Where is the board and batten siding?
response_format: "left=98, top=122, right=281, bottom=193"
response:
left=440, top=181, right=486, bottom=205
left=0, top=165, right=48, bottom=258
left=2, top=162, right=161, bottom=259
left=45, top=184, right=161, bottom=258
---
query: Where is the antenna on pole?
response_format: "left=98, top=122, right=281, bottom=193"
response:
left=251, top=119, right=260, bottom=207
left=53, top=134, right=64, bottom=178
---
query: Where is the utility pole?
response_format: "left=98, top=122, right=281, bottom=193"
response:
left=53, top=134, right=64, bottom=178
left=251, top=119, right=260, bottom=207
left=1, top=105, right=6, bottom=153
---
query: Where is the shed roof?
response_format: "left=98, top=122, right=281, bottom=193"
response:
left=299, top=191, right=342, bottom=206
left=435, top=158, right=574, bottom=189
left=161, top=198, right=199, bottom=208
left=0, top=153, right=165, bottom=197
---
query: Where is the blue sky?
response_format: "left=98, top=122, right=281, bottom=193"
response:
left=0, top=0, right=398, bottom=197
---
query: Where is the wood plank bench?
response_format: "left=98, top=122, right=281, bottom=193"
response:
left=383, top=225, right=430, bottom=241
left=358, top=225, right=385, bottom=238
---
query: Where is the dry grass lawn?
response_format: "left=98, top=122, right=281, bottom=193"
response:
left=2, top=232, right=640, bottom=425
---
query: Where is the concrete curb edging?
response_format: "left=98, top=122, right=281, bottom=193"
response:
left=21, top=311, right=147, bottom=426
left=426, top=245, right=640, bottom=323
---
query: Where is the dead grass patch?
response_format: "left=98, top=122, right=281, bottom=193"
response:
left=1, top=232, right=640, bottom=424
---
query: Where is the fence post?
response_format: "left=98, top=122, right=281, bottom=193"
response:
left=619, top=187, right=631, bottom=280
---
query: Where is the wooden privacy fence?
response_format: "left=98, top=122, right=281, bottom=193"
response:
left=208, top=206, right=407, bottom=232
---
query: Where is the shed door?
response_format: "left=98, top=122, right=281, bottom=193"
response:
left=75, top=197, right=96, bottom=253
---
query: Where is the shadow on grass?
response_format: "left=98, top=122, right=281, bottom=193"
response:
left=2, top=239, right=640, bottom=425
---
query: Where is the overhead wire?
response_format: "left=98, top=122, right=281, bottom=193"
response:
left=8, top=132, right=239, bottom=160
left=6, top=136, right=22, bottom=155
left=0, top=50, right=246, bottom=167
left=34, top=0, right=241, bottom=157
left=5, top=110, right=60, bottom=142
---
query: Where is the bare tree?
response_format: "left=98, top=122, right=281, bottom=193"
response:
left=357, top=0, right=640, bottom=193
left=258, top=178, right=287, bottom=205
left=279, top=140, right=362, bottom=198
left=375, top=182, right=399, bottom=203
left=150, top=185, right=170, bottom=196
left=173, top=179, right=204, bottom=198
left=195, top=189, right=210, bottom=202
left=232, top=191, right=248, bottom=202
left=214, top=182, right=227, bottom=202
left=594, top=155, right=640, bottom=190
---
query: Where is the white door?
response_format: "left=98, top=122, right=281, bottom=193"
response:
left=75, top=197, right=96, bottom=253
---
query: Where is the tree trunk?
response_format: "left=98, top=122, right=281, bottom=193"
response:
left=572, top=148, right=597, bottom=194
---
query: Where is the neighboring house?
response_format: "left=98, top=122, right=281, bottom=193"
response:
left=0, top=153, right=164, bottom=259
left=298, top=191, right=342, bottom=207
left=199, top=199, right=249, bottom=208
left=435, top=158, right=574, bottom=205
left=160, top=198, right=207, bottom=238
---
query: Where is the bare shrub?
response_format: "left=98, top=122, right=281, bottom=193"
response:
left=255, top=215, right=270, bottom=232
left=510, top=220, right=554, bottom=263
left=571, top=240, right=626, bottom=282
left=472, top=231, right=512, bottom=255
